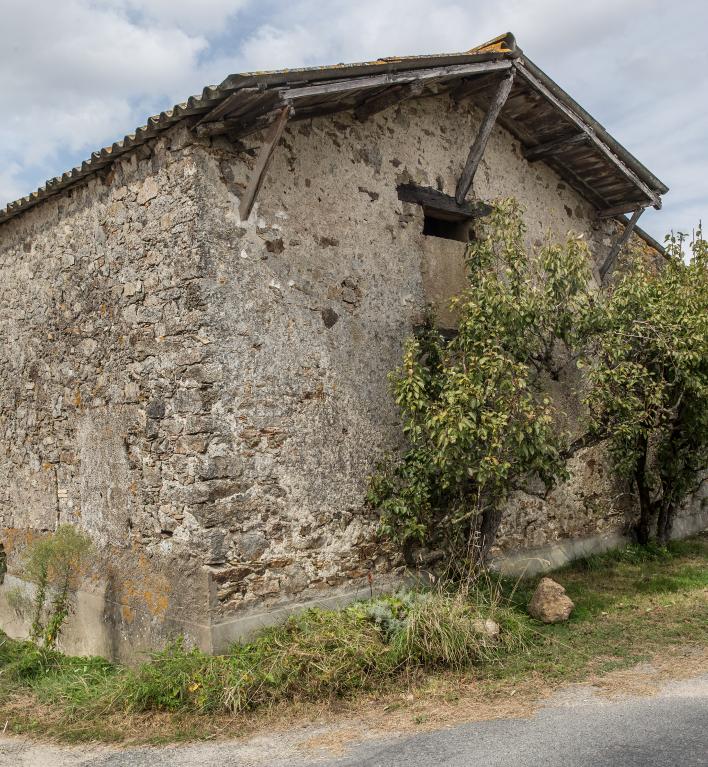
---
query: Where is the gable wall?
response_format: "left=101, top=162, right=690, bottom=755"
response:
left=194, top=91, right=640, bottom=642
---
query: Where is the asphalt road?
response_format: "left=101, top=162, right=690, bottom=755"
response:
left=2, top=673, right=706, bottom=766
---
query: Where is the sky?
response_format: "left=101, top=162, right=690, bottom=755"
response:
left=1, top=0, right=706, bottom=240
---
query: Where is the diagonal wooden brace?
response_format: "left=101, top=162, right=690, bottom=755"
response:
left=599, top=207, right=645, bottom=281
left=455, top=70, right=515, bottom=204
left=239, top=106, right=291, bottom=221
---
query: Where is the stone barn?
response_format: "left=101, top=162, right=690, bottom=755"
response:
left=0, top=33, right=704, bottom=659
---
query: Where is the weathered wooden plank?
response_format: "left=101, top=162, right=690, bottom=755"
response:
left=600, top=207, right=644, bottom=280
left=523, top=132, right=587, bottom=161
left=397, top=183, right=493, bottom=220
left=354, top=81, right=424, bottom=121
left=239, top=107, right=290, bottom=221
left=515, top=64, right=661, bottom=209
left=279, top=59, right=512, bottom=102
left=455, top=71, right=515, bottom=204
left=196, top=88, right=261, bottom=125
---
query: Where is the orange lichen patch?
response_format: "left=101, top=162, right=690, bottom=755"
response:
left=114, top=554, right=172, bottom=622
left=143, top=591, right=170, bottom=616
left=1, top=527, right=37, bottom=558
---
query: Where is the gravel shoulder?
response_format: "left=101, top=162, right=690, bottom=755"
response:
left=1, top=653, right=706, bottom=767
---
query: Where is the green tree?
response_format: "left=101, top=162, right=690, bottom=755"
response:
left=368, top=200, right=595, bottom=562
left=585, top=229, right=708, bottom=544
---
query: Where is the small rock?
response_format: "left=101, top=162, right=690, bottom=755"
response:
left=472, top=617, right=500, bottom=640
left=528, top=577, right=575, bottom=623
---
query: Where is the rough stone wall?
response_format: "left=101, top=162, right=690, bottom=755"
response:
left=0, top=89, right=700, bottom=657
left=0, top=125, right=219, bottom=657
left=193, top=90, right=642, bottom=636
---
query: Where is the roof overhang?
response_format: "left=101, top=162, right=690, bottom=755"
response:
left=0, top=33, right=668, bottom=227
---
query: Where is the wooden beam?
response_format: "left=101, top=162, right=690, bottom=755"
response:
left=197, top=89, right=257, bottom=125
left=397, top=183, right=492, bottom=220
left=599, top=207, right=644, bottom=281
left=514, top=63, right=661, bottom=209
left=450, top=72, right=504, bottom=103
left=523, top=132, right=587, bottom=162
left=455, top=70, right=515, bottom=204
left=597, top=201, right=649, bottom=218
left=239, top=107, right=290, bottom=221
left=279, top=60, right=513, bottom=102
left=354, top=81, right=424, bottom=121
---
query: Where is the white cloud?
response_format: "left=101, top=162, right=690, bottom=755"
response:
left=106, top=0, right=250, bottom=34
left=1, top=0, right=706, bottom=240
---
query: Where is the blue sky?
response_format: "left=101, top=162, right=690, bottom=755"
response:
left=1, top=0, right=706, bottom=240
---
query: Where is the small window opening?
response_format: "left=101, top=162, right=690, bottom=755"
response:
left=422, top=213, right=474, bottom=242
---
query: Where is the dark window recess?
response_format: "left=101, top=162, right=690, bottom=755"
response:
left=422, top=213, right=474, bottom=242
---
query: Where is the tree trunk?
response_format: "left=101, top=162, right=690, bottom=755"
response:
left=656, top=501, right=675, bottom=545
left=634, top=440, right=653, bottom=545
left=474, top=506, right=503, bottom=564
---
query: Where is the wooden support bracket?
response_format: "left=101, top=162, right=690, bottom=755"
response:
left=455, top=70, right=515, bottom=204
left=599, top=207, right=645, bottom=281
left=238, top=106, right=290, bottom=221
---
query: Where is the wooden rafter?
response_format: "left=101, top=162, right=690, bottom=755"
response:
left=455, top=70, right=515, bottom=204
left=238, top=106, right=290, bottom=221
left=515, top=64, right=661, bottom=209
left=599, top=207, right=644, bottom=281
left=523, top=132, right=587, bottom=162
left=354, top=81, right=424, bottom=121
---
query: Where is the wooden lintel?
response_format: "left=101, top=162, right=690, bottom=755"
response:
left=455, top=70, right=515, bottom=204
left=599, top=207, right=644, bottom=281
left=239, top=107, right=290, bottom=221
left=514, top=64, right=662, bottom=209
left=397, top=183, right=492, bottom=220
left=523, top=132, right=587, bottom=162
left=597, top=201, right=650, bottom=218
left=354, top=81, right=424, bottom=122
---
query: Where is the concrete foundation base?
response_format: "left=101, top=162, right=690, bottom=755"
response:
left=1, top=509, right=705, bottom=660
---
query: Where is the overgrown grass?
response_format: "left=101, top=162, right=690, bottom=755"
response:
left=1, top=534, right=706, bottom=742
left=0, top=576, right=523, bottom=727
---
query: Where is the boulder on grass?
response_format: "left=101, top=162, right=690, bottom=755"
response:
left=527, top=577, right=574, bottom=623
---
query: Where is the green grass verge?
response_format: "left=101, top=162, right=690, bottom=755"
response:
left=0, top=534, right=706, bottom=742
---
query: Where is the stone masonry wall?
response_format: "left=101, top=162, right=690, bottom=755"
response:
left=0, top=125, right=222, bottom=658
left=193, top=91, right=659, bottom=642
left=0, top=89, right=701, bottom=657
